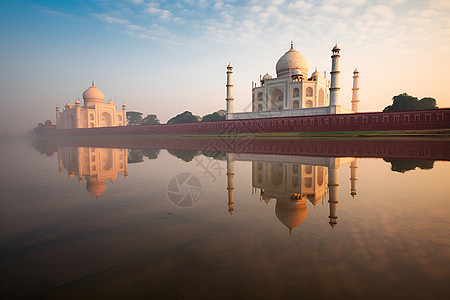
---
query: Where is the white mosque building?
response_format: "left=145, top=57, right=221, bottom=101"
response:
left=55, top=82, right=126, bottom=129
left=226, top=43, right=360, bottom=120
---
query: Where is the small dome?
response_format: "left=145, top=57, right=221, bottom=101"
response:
left=332, top=44, right=340, bottom=51
left=65, top=102, right=71, bottom=107
left=262, top=73, right=272, bottom=81
left=311, top=69, right=321, bottom=78
left=75, top=99, right=80, bottom=104
left=83, top=83, right=104, bottom=103
left=107, top=100, right=114, bottom=104
left=276, top=45, right=309, bottom=78
left=353, top=68, right=359, bottom=74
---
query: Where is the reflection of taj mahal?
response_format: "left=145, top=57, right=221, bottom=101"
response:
left=226, top=153, right=358, bottom=231
left=57, top=147, right=128, bottom=197
left=55, top=82, right=126, bottom=129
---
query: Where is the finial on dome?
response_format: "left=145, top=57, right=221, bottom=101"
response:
left=290, top=40, right=293, bottom=49
left=91, top=80, right=94, bottom=86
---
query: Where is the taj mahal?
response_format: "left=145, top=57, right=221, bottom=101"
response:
left=226, top=43, right=360, bottom=120
left=55, top=82, right=126, bottom=129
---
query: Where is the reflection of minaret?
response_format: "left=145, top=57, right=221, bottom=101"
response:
left=328, top=166, right=339, bottom=228
left=226, top=153, right=235, bottom=215
left=350, top=159, right=358, bottom=198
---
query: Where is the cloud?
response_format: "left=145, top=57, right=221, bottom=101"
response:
left=92, top=13, right=129, bottom=25
left=145, top=7, right=173, bottom=19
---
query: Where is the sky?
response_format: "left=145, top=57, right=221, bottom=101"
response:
left=0, top=0, right=449, bottom=135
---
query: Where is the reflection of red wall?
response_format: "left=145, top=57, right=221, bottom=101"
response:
left=41, top=137, right=450, bottom=161
left=43, top=108, right=450, bottom=137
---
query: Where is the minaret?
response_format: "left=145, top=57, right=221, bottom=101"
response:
left=122, top=104, right=127, bottom=126
left=55, top=105, right=60, bottom=129
left=226, top=153, right=235, bottom=215
left=350, top=159, right=358, bottom=198
left=328, top=166, right=339, bottom=228
left=329, top=44, right=341, bottom=108
left=351, top=68, right=360, bottom=112
left=75, top=100, right=81, bottom=128
left=226, top=64, right=234, bottom=120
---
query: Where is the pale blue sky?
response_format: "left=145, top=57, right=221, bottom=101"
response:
left=1, top=0, right=449, bottom=135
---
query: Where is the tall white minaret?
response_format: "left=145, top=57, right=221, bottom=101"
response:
left=351, top=68, right=360, bottom=113
left=328, top=166, right=339, bottom=228
left=75, top=99, right=81, bottom=128
left=226, top=153, right=235, bottom=215
left=350, top=159, right=358, bottom=198
left=122, top=104, right=127, bottom=126
left=329, top=44, right=341, bottom=108
left=226, top=64, right=234, bottom=120
left=55, top=105, right=60, bottom=129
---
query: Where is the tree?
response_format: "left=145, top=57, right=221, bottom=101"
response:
left=126, top=111, right=143, bottom=126
left=383, top=159, right=434, bottom=173
left=201, top=112, right=226, bottom=122
left=32, top=123, right=45, bottom=135
left=167, top=111, right=199, bottom=124
left=142, top=114, right=160, bottom=125
left=383, top=93, right=437, bottom=112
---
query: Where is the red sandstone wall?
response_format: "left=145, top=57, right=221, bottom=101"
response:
left=40, top=137, right=450, bottom=161
left=43, top=108, right=450, bottom=137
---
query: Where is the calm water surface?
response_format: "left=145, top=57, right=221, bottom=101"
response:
left=1, top=137, right=449, bottom=299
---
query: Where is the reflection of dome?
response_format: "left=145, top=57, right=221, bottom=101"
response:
left=276, top=45, right=309, bottom=78
left=86, top=178, right=106, bottom=197
left=83, top=83, right=104, bottom=103
left=275, top=199, right=307, bottom=230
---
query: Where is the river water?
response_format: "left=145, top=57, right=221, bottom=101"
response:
left=1, top=137, right=449, bottom=299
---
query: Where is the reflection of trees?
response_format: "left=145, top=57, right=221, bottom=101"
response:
left=128, top=149, right=161, bottom=164
left=167, top=149, right=200, bottom=162
left=142, top=149, right=160, bottom=159
left=202, top=150, right=226, bottom=160
left=383, top=159, right=435, bottom=173
left=128, top=149, right=144, bottom=164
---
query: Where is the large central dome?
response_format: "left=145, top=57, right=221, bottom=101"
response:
left=275, top=45, right=309, bottom=78
left=83, top=82, right=104, bottom=103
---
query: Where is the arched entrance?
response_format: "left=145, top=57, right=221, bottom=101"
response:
left=318, top=89, right=324, bottom=106
left=101, top=112, right=112, bottom=127
left=269, top=89, right=283, bottom=110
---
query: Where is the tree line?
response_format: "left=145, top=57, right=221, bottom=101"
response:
left=126, top=110, right=226, bottom=126
left=383, top=93, right=437, bottom=112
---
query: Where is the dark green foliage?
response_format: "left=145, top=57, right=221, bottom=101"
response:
left=142, top=114, right=160, bottom=125
left=202, top=150, right=226, bottom=160
left=126, top=111, right=143, bottom=126
left=127, top=149, right=161, bottom=163
left=383, top=159, right=434, bottom=173
left=201, top=112, right=226, bottom=122
left=141, top=149, right=160, bottom=159
left=128, top=149, right=144, bottom=163
left=167, top=111, right=199, bottom=124
left=417, top=97, right=436, bottom=109
left=32, top=123, right=45, bottom=135
left=383, top=93, right=437, bottom=112
left=167, top=149, right=200, bottom=162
